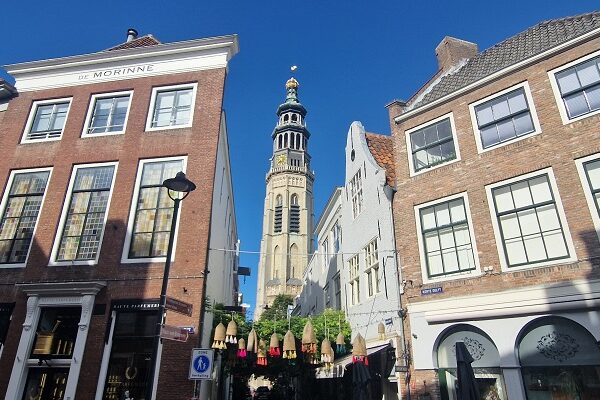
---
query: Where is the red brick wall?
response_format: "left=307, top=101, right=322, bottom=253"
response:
left=389, top=37, right=600, bottom=399
left=0, top=67, right=227, bottom=399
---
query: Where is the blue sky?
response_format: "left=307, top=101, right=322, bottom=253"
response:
left=1, top=1, right=598, bottom=318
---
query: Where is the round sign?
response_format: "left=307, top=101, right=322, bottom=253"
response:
left=193, top=355, right=210, bottom=373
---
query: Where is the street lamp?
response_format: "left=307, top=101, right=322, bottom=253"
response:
left=146, top=171, right=196, bottom=400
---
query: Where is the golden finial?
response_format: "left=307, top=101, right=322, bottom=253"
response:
left=286, top=77, right=299, bottom=90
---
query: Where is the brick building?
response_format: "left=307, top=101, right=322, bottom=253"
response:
left=387, top=12, right=600, bottom=400
left=0, top=30, right=239, bottom=400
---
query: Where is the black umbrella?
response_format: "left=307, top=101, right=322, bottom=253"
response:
left=455, top=341, right=479, bottom=400
left=351, top=361, right=371, bottom=400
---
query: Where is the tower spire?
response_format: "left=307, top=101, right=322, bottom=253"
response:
left=285, top=77, right=299, bottom=102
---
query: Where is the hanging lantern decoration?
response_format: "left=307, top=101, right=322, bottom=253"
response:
left=257, top=339, right=268, bottom=366
left=246, top=328, right=258, bottom=353
left=282, top=330, right=297, bottom=359
left=212, top=322, right=227, bottom=350
left=237, top=338, right=247, bottom=358
left=269, top=332, right=281, bottom=357
left=378, top=322, right=385, bottom=340
left=320, top=338, right=334, bottom=370
left=352, top=333, right=368, bottom=365
left=336, top=331, right=346, bottom=355
left=301, top=319, right=317, bottom=353
left=226, top=319, right=238, bottom=344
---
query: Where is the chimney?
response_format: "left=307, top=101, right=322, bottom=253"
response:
left=435, top=36, right=478, bottom=72
left=126, top=28, right=138, bottom=43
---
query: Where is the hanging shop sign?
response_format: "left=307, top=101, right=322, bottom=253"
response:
left=189, top=349, right=214, bottom=380
left=161, top=324, right=189, bottom=342
left=165, top=296, right=193, bottom=317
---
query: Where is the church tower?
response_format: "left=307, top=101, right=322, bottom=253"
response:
left=255, top=77, right=314, bottom=318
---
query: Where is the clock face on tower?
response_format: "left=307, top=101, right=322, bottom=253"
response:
left=276, top=154, right=287, bottom=166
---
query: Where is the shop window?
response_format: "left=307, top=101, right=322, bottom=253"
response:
left=436, top=325, right=507, bottom=400
left=103, top=310, right=159, bottom=400
left=518, top=317, right=600, bottom=399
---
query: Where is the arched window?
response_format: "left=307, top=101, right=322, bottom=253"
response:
left=436, top=325, right=506, bottom=399
left=289, top=243, right=299, bottom=279
left=518, top=317, right=600, bottom=398
left=272, top=245, right=281, bottom=280
left=277, top=134, right=283, bottom=149
left=290, top=194, right=300, bottom=233
left=274, top=195, right=283, bottom=233
left=285, top=132, right=289, bottom=148
left=283, top=114, right=289, bottom=123
left=291, top=114, right=298, bottom=123
left=291, top=133, right=296, bottom=149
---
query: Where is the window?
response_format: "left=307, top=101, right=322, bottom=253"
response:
left=576, top=154, right=600, bottom=241
left=334, top=274, right=341, bottom=309
left=0, top=303, right=14, bottom=356
left=23, top=98, right=71, bottom=142
left=417, top=195, right=478, bottom=279
left=123, top=158, right=185, bottom=261
left=322, top=239, right=329, bottom=270
left=102, top=306, right=159, bottom=400
left=0, top=169, right=51, bottom=266
left=582, top=158, right=600, bottom=219
left=274, top=195, right=283, bottom=233
left=348, top=254, right=360, bottom=305
left=290, top=194, right=300, bottom=233
left=350, top=169, right=363, bottom=218
left=146, top=83, right=197, bottom=131
left=364, top=239, right=380, bottom=296
left=324, top=283, right=330, bottom=309
left=52, top=164, right=116, bottom=264
left=408, top=115, right=457, bottom=173
left=487, top=170, right=573, bottom=269
left=83, top=91, right=132, bottom=137
left=332, top=221, right=341, bottom=253
left=470, top=83, right=540, bottom=151
left=553, top=53, right=600, bottom=121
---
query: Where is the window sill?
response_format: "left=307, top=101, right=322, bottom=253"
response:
left=561, top=108, right=600, bottom=125
left=422, top=268, right=481, bottom=285
left=0, top=263, right=26, bottom=269
left=145, top=123, right=193, bottom=133
left=500, top=255, right=577, bottom=273
left=81, top=130, right=126, bottom=139
left=48, top=260, right=97, bottom=267
left=20, top=136, right=63, bottom=144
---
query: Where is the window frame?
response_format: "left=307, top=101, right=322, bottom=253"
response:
left=81, top=90, right=134, bottom=138
left=468, top=82, right=541, bottom=153
left=121, top=156, right=187, bottom=264
left=364, top=238, right=380, bottom=297
left=405, top=112, right=461, bottom=176
left=414, top=192, right=481, bottom=284
left=49, top=162, right=118, bottom=266
left=548, top=49, right=600, bottom=125
left=348, top=254, right=360, bottom=305
left=575, top=153, right=600, bottom=243
left=21, top=98, right=72, bottom=144
left=145, top=83, right=198, bottom=132
left=350, top=169, right=363, bottom=219
left=485, top=168, right=577, bottom=272
left=0, top=167, right=53, bottom=268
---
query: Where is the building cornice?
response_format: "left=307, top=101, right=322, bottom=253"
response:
left=17, top=281, right=106, bottom=296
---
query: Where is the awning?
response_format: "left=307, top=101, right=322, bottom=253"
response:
left=315, top=343, right=390, bottom=379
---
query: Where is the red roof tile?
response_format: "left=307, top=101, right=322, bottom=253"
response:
left=107, top=35, right=161, bottom=51
left=365, top=133, right=396, bottom=187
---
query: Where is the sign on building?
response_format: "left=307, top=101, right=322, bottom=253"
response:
left=189, top=349, right=214, bottom=380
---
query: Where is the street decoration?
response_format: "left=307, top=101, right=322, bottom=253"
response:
left=282, top=330, right=297, bottom=360
left=378, top=322, right=385, bottom=340
left=237, top=338, right=247, bottom=358
left=225, top=319, right=238, bottom=344
left=336, top=331, right=346, bottom=355
left=246, top=328, right=258, bottom=353
left=257, top=339, right=268, bottom=366
left=269, top=332, right=281, bottom=357
left=301, top=319, right=317, bottom=353
left=212, top=322, right=227, bottom=350
left=352, top=333, right=368, bottom=365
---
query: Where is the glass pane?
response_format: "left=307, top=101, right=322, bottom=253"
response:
left=440, top=140, right=456, bottom=161
left=586, top=85, right=600, bottom=111
left=564, top=92, right=589, bottom=118
left=156, top=91, right=175, bottom=108
left=505, top=238, right=527, bottom=266
left=442, top=248, right=459, bottom=272
left=5, top=197, right=25, bottom=218
left=513, top=113, right=534, bottom=136
left=414, top=150, right=428, bottom=170
left=500, top=214, right=521, bottom=239
left=173, top=108, right=191, bottom=125
left=423, top=125, right=437, bottom=145
left=537, top=204, right=561, bottom=232
left=141, top=164, right=164, bottom=186
left=151, top=232, right=169, bottom=256
left=58, top=236, right=80, bottom=260
left=475, top=104, right=494, bottom=126
left=585, top=160, right=600, bottom=190
left=543, top=230, right=568, bottom=259
left=163, top=161, right=183, bottom=181
left=134, top=210, right=156, bottom=233
left=154, top=209, right=173, bottom=232
left=0, top=218, right=18, bottom=240
left=556, top=69, right=580, bottom=94
left=529, top=176, right=552, bottom=204
left=438, top=227, right=455, bottom=249
left=523, top=234, right=546, bottom=262
left=453, top=225, right=471, bottom=246
left=153, top=109, right=172, bottom=127
left=493, top=186, right=514, bottom=213
left=434, top=203, right=451, bottom=226
left=69, top=192, right=90, bottom=214
left=424, top=231, right=440, bottom=252
left=449, top=200, right=465, bottom=222
left=496, top=119, right=516, bottom=142
left=421, top=207, right=436, bottom=230
left=517, top=209, right=541, bottom=236
left=63, top=214, right=85, bottom=236
left=411, top=131, right=426, bottom=150
left=456, top=246, right=475, bottom=270
left=512, top=181, right=533, bottom=208
left=577, top=59, right=600, bottom=86
left=139, top=188, right=159, bottom=209
left=50, top=111, right=67, bottom=131
left=480, top=125, right=499, bottom=148
left=491, top=96, right=510, bottom=120
left=507, top=89, right=528, bottom=113
left=427, top=252, right=443, bottom=276
left=130, top=233, right=151, bottom=257
left=176, top=89, right=193, bottom=107
left=426, top=145, right=442, bottom=166
left=437, top=119, right=452, bottom=139
left=31, top=104, right=54, bottom=132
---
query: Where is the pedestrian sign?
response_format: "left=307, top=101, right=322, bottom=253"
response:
left=189, top=348, right=214, bottom=380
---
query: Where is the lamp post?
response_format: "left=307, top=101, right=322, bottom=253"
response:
left=146, top=171, right=196, bottom=400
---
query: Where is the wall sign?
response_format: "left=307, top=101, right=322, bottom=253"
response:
left=421, top=287, right=443, bottom=296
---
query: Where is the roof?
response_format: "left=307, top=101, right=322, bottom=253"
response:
left=406, top=11, right=600, bottom=111
left=106, top=34, right=161, bottom=51
left=0, top=79, right=17, bottom=100
left=365, top=133, right=396, bottom=186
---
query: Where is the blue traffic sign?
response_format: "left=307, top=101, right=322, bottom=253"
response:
left=189, top=349, right=214, bottom=380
